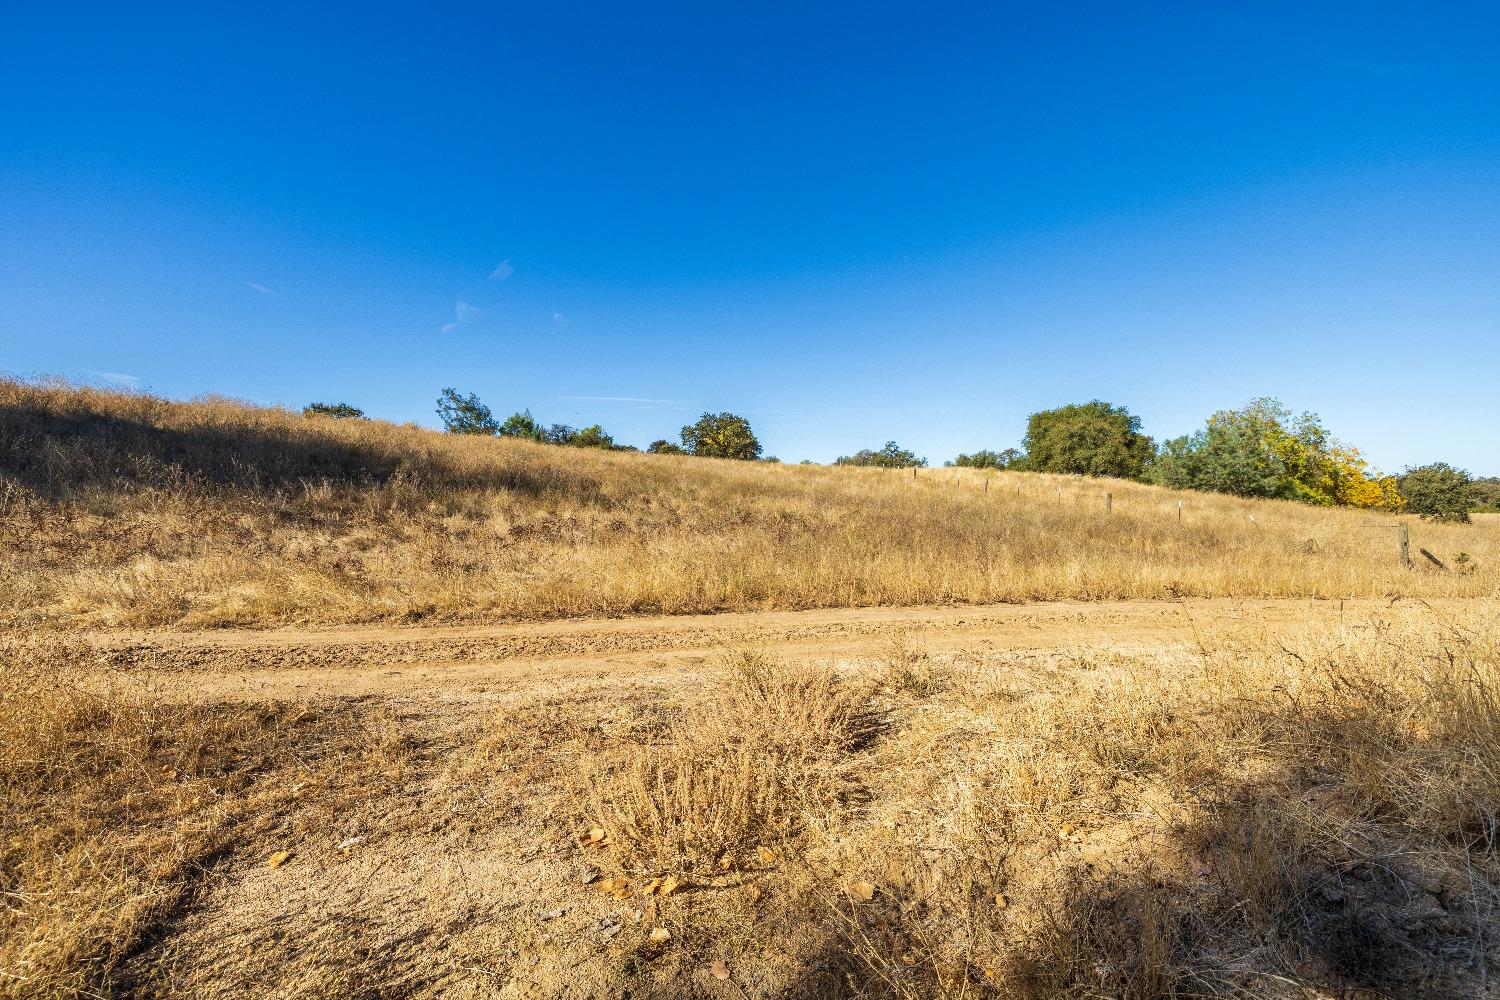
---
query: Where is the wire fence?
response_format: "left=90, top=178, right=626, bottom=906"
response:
left=897, top=465, right=1456, bottom=571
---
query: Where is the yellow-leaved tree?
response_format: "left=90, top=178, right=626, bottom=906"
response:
left=1149, top=398, right=1402, bottom=511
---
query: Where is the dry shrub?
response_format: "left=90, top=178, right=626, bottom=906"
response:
left=555, top=654, right=884, bottom=995
left=3, top=377, right=1497, bottom=629
left=583, top=651, right=870, bottom=876
left=0, top=636, right=403, bottom=1000
left=878, top=632, right=945, bottom=698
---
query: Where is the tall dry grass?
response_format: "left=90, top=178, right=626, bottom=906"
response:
left=561, top=607, right=1500, bottom=998
left=2, top=376, right=1496, bottom=630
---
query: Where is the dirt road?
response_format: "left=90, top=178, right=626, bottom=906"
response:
left=75, top=597, right=1455, bottom=998
left=93, top=596, right=1406, bottom=703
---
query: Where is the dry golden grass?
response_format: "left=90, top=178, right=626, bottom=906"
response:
left=560, top=607, right=1500, bottom=997
left=0, top=637, right=408, bottom=999
left=5, top=376, right=1500, bottom=997
left=7, top=604, right=1499, bottom=996
left=2, top=377, right=1496, bottom=630
left=581, top=651, right=870, bottom=876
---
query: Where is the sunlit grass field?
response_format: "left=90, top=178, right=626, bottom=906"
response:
left=2, top=378, right=1494, bottom=630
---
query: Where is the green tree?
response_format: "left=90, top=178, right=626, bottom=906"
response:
left=1471, top=478, right=1500, bottom=513
left=1148, top=423, right=1286, bottom=498
left=951, top=448, right=1022, bottom=470
left=497, top=410, right=547, bottom=442
left=303, top=402, right=365, bottom=419
left=1147, top=399, right=1401, bottom=510
left=544, top=423, right=577, bottom=445
left=1397, top=463, right=1474, bottom=523
left=834, top=441, right=926, bottom=468
left=566, top=424, right=617, bottom=449
left=436, top=388, right=501, bottom=435
left=680, top=412, right=762, bottom=460
left=648, top=439, right=687, bottom=455
left=1022, top=401, right=1155, bottom=479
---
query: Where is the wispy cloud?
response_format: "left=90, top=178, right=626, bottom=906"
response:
left=441, top=300, right=487, bottom=333
left=83, top=369, right=141, bottom=388
left=489, top=259, right=514, bottom=282
left=558, top=395, right=696, bottom=406
left=552, top=311, right=568, bottom=329
left=245, top=281, right=280, bottom=297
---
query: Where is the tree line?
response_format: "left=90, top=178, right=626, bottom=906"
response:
left=301, top=392, right=1493, bottom=522
left=430, top=388, right=773, bottom=460
left=943, top=397, right=1489, bottom=523
left=306, top=390, right=773, bottom=460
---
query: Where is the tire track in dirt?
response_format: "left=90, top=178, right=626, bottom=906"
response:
left=80, top=597, right=1423, bottom=703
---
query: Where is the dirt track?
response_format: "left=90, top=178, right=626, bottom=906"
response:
left=94, top=597, right=1409, bottom=703
left=82, top=597, right=1456, bottom=998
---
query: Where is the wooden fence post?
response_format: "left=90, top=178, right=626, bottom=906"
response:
left=1106, top=492, right=1112, bottom=514
left=1177, top=500, right=1182, bottom=524
left=1398, top=523, right=1411, bottom=568
left=984, top=478, right=989, bottom=495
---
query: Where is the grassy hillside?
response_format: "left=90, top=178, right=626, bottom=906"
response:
left=2, top=378, right=1495, bottom=629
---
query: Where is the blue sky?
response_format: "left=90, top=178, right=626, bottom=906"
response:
left=3, top=3, right=1497, bottom=472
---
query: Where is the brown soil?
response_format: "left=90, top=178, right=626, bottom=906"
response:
left=98, top=597, right=1390, bottom=701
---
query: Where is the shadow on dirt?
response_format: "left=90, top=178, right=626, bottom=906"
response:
left=826, top=741, right=1492, bottom=1000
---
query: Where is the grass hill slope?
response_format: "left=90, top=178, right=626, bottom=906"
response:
left=2, top=378, right=1494, bottom=629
